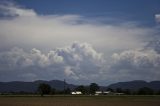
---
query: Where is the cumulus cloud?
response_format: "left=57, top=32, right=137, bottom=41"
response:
left=0, top=1, right=36, bottom=17
left=146, top=39, right=160, bottom=53
left=112, top=49, right=160, bottom=69
left=109, top=48, right=160, bottom=82
left=2, top=40, right=160, bottom=85
left=155, top=14, right=160, bottom=23
left=0, top=42, right=104, bottom=84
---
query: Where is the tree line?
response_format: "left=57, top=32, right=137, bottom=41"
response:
left=37, top=83, right=160, bottom=96
left=37, top=83, right=99, bottom=96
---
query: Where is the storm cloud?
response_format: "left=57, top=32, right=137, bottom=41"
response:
left=0, top=1, right=160, bottom=85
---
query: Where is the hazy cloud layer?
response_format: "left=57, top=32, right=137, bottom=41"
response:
left=0, top=2, right=153, bottom=53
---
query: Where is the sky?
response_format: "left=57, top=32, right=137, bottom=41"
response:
left=0, top=0, right=160, bottom=85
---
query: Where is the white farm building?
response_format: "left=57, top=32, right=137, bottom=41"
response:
left=71, top=91, right=82, bottom=95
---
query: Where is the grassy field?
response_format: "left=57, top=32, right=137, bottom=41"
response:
left=0, top=95, right=160, bottom=106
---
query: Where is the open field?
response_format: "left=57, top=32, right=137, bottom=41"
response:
left=0, top=95, right=160, bottom=106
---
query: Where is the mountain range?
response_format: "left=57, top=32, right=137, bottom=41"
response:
left=107, top=80, right=160, bottom=91
left=0, top=80, right=76, bottom=93
left=0, top=80, right=160, bottom=93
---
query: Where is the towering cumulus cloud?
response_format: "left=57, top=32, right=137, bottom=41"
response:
left=0, top=42, right=104, bottom=83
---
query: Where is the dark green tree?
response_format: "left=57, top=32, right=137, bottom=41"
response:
left=65, top=88, right=71, bottom=94
left=123, top=89, right=131, bottom=95
left=137, top=87, right=154, bottom=95
left=116, top=88, right=122, bottom=93
left=51, top=88, right=56, bottom=95
left=38, top=83, right=51, bottom=96
left=157, top=89, right=160, bottom=95
left=89, top=83, right=99, bottom=95
left=75, top=85, right=86, bottom=94
left=106, top=88, right=114, bottom=92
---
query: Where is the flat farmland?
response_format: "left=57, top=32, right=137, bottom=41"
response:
left=0, top=95, right=160, bottom=106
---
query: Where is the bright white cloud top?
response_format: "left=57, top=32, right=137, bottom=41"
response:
left=155, top=14, right=160, bottom=23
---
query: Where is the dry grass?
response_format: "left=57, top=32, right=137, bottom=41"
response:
left=0, top=95, right=160, bottom=106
